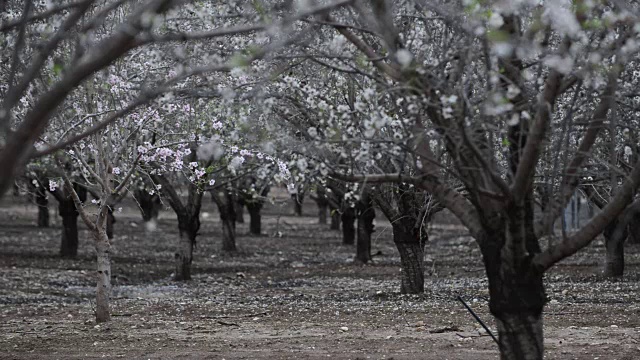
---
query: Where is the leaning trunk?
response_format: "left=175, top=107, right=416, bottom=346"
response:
left=175, top=225, right=195, bottom=281
left=35, top=186, right=49, bottom=227
left=392, top=224, right=425, bottom=294
left=59, top=198, right=79, bottom=258
left=341, top=208, right=356, bottom=245
left=94, top=229, right=111, bottom=323
left=247, top=203, right=262, bottom=236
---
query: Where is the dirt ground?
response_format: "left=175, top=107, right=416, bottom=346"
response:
left=2, top=192, right=640, bottom=360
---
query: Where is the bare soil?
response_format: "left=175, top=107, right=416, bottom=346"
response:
left=2, top=193, right=640, bottom=359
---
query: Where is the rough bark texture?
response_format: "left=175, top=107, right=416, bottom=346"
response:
left=341, top=208, right=356, bottom=245
left=355, top=198, right=375, bottom=264
left=95, top=229, right=111, bottom=323
left=393, top=224, right=425, bottom=294
left=495, top=312, right=544, bottom=360
left=175, top=224, right=196, bottom=281
left=35, top=185, right=49, bottom=227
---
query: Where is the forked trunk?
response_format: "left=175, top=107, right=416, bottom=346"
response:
left=495, top=313, right=544, bottom=360
left=393, top=224, right=425, bottom=294
left=330, top=208, right=340, bottom=230
left=35, top=186, right=49, bottom=227
left=341, top=208, right=355, bottom=245
left=247, top=203, right=262, bottom=236
left=59, top=197, right=79, bottom=258
left=95, top=229, right=111, bottom=323
left=175, top=227, right=195, bottom=281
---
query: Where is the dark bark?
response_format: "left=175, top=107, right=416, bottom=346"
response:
left=629, top=216, right=640, bottom=244
left=175, top=223, right=196, bottom=281
left=134, top=189, right=161, bottom=231
left=315, top=187, right=328, bottom=225
left=106, top=208, right=115, bottom=240
left=247, top=202, right=262, bottom=236
left=235, top=198, right=245, bottom=224
left=35, top=184, right=49, bottom=227
left=330, top=207, right=340, bottom=230
left=212, top=190, right=237, bottom=252
left=292, top=193, right=304, bottom=216
left=355, top=198, right=375, bottom=264
left=603, top=220, right=626, bottom=277
left=341, top=208, right=356, bottom=245
left=392, top=223, right=425, bottom=294
left=57, top=184, right=86, bottom=258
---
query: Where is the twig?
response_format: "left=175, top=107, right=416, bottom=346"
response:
left=456, top=295, right=499, bottom=345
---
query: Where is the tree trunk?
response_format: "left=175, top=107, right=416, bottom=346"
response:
left=35, top=185, right=49, bottom=227
left=292, top=194, right=303, bottom=216
left=135, top=190, right=161, bottom=232
left=94, top=229, right=111, bottom=323
left=175, top=225, right=195, bottom=281
left=392, top=224, right=425, bottom=293
left=318, top=201, right=327, bottom=225
left=330, top=208, right=340, bottom=230
left=355, top=201, right=375, bottom=264
left=495, top=313, right=544, bottom=360
left=603, top=221, right=626, bottom=277
left=235, top=198, right=245, bottom=224
left=341, top=208, right=355, bottom=245
left=106, top=208, right=115, bottom=240
left=59, top=197, right=79, bottom=258
left=212, top=190, right=237, bottom=251
left=247, top=203, right=262, bottom=236
left=629, top=218, right=640, bottom=244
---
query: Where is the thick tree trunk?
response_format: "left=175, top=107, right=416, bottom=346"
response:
left=247, top=203, right=262, bottom=236
left=94, top=229, right=111, bottom=323
left=495, top=313, right=544, bottom=360
left=35, top=185, right=49, bottom=227
left=393, top=224, right=425, bottom=293
left=330, top=208, right=340, bottom=230
left=355, top=201, right=375, bottom=264
left=59, top=198, right=79, bottom=258
left=175, top=225, right=195, bottom=281
left=603, top=221, right=626, bottom=277
left=341, top=208, right=356, bottom=245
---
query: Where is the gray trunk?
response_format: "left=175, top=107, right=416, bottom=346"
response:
left=95, top=230, right=111, bottom=323
left=222, top=218, right=237, bottom=252
left=175, top=229, right=194, bottom=281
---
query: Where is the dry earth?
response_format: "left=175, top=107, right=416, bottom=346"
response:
left=2, top=193, right=640, bottom=359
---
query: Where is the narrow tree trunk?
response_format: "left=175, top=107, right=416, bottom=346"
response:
left=341, top=208, right=356, bottom=245
left=292, top=194, right=303, bottom=216
left=94, top=229, right=111, bottom=323
left=355, top=202, right=375, bottom=264
left=175, top=225, right=195, bottom=281
left=330, top=208, right=340, bottom=230
left=106, top=209, right=115, bottom=240
left=212, top=190, right=237, bottom=251
left=393, top=224, right=425, bottom=293
left=59, top=198, right=79, bottom=258
left=35, top=185, right=49, bottom=227
left=318, top=201, right=327, bottom=225
left=247, top=203, right=262, bottom=236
